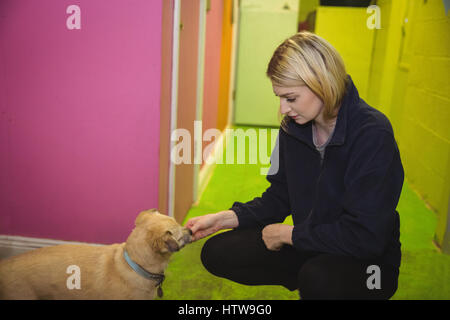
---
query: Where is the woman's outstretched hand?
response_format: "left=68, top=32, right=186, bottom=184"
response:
left=185, top=210, right=239, bottom=241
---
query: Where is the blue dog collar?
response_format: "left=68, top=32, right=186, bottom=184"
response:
left=123, top=249, right=165, bottom=287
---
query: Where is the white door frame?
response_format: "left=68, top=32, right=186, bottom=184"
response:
left=168, top=0, right=181, bottom=218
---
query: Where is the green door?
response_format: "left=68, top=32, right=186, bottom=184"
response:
left=233, top=0, right=299, bottom=127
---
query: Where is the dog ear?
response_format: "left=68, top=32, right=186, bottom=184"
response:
left=135, top=209, right=159, bottom=226
left=135, top=211, right=149, bottom=226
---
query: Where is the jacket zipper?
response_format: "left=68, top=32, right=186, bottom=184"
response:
left=306, top=149, right=327, bottom=221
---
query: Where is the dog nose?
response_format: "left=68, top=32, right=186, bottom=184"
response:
left=187, top=228, right=193, bottom=236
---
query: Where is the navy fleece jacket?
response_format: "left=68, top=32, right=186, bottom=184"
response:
left=230, top=76, right=404, bottom=269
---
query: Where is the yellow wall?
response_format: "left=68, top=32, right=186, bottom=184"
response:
left=368, top=0, right=450, bottom=249
left=315, top=6, right=375, bottom=100
left=366, top=0, right=401, bottom=116
left=315, top=1, right=450, bottom=250
left=298, top=0, right=319, bottom=22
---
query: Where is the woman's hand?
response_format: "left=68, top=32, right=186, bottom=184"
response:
left=185, top=210, right=239, bottom=241
left=262, top=224, right=294, bottom=251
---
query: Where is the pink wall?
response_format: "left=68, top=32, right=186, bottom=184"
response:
left=202, top=0, right=224, bottom=160
left=0, top=0, right=162, bottom=244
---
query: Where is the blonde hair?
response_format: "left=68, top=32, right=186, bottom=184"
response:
left=267, top=32, right=348, bottom=129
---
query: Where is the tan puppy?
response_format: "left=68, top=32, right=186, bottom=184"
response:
left=0, top=209, right=192, bottom=300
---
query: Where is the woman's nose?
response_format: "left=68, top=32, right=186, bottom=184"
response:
left=280, top=101, right=291, bottom=115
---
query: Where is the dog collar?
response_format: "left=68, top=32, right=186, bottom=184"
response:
left=123, top=249, right=165, bottom=297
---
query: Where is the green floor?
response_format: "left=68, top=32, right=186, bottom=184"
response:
left=162, top=126, right=450, bottom=300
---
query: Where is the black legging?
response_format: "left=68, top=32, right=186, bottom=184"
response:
left=201, top=228, right=399, bottom=300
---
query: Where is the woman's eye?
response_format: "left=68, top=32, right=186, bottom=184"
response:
left=286, top=98, right=296, bottom=103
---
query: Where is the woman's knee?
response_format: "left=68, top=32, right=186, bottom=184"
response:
left=200, top=233, right=226, bottom=275
left=297, top=255, right=334, bottom=299
left=200, top=228, right=264, bottom=277
left=297, top=254, right=399, bottom=300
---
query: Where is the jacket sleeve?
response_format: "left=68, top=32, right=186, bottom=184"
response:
left=292, top=129, right=404, bottom=259
left=230, top=130, right=291, bottom=229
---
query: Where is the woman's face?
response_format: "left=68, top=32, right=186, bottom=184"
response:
left=272, top=83, right=324, bottom=125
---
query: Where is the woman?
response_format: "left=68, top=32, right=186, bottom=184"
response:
left=186, top=32, right=404, bottom=300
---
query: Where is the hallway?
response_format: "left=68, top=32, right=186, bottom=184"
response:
left=164, top=126, right=450, bottom=299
